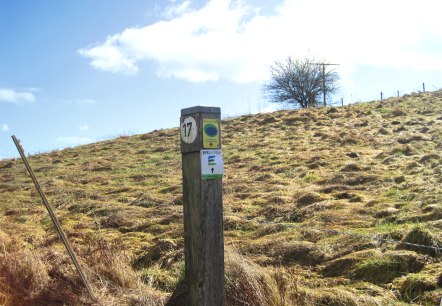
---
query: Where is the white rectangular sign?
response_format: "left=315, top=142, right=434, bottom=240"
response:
left=200, top=150, right=224, bottom=179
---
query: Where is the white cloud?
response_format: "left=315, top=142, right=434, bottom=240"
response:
left=1, top=123, right=9, bottom=132
left=164, top=0, right=192, bottom=18
left=57, top=137, right=93, bottom=145
left=0, top=88, right=35, bottom=104
left=79, top=0, right=442, bottom=83
left=78, top=41, right=139, bottom=74
left=78, top=124, right=89, bottom=131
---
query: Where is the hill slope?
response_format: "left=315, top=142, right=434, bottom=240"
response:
left=1, top=91, right=442, bottom=305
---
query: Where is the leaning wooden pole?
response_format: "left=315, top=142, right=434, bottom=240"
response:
left=11, top=135, right=96, bottom=301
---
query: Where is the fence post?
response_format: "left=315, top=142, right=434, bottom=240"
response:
left=380, top=92, right=383, bottom=101
left=180, top=106, right=225, bottom=306
left=11, top=135, right=96, bottom=301
left=422, top=82, right=426, bottom=92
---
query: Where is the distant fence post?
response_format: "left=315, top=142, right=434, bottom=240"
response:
left=422, top=82, right=426, bottom=92
left=180, top=106, right=225, bottom=306
left=380, top=92, right=383, bottom=101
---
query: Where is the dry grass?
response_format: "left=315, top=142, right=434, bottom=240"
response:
left=166, top=248, right=305, bottom=306
left=0, top=234, right=50, bottom=305
left=0, top=230, right=166, bottom=305
left=1, top=90, right=442, bottom=304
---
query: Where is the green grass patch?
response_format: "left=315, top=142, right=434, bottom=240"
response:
left=304, top=172, right=320, bottom=183
left=351, top=257, right=405, bottom=284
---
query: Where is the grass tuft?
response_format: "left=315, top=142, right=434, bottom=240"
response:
left=2, top=90, right=442, bottom=304
left=399, top=226, right=442, bottom=257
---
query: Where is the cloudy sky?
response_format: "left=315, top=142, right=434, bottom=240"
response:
left=1, top=0, right=441, bottom=159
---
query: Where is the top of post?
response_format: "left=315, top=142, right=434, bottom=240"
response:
left=181, top=106, right=221, bottom=116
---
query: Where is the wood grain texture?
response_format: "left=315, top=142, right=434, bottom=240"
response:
left=181, top=107, right=225, bottom=306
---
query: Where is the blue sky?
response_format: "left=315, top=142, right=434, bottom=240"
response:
left=1, top=0, right=441, bottom=159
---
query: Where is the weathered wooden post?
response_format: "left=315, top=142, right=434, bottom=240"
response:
left=180, top=106, right=225, bottom=306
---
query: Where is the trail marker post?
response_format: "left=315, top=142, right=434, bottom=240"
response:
left=180, top=106, right=225, bottom=306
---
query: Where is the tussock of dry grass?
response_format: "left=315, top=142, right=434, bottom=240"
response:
left=166, top=248, right=305, bottom=306
left=0, top=230, right=166, bottom=305
left=0, top=234, right=49, bottom=305
left=225, top=248, right=280, bottom=305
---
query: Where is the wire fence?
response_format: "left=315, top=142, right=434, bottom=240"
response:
left=245, top=218, right=442, bottom=254
left=221, top=94, right=442, bottom=256
left=319, top=82, right=437, bottom=107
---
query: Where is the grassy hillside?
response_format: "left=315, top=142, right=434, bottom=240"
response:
left=1, top=90, right=442, bottom=305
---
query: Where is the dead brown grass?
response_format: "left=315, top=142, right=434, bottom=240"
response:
left=166, top=248, right=305, bottom=306
left=1, top=90, right=442, bottom=304
left=0, top=230, right=166, bottom=306
left=0, top=235, right=50, bottom=305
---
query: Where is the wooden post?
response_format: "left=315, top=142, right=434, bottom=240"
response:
left=180, top=106, right=225, bottom=306
left=309, top=63, right=339, bottom=107
left=397, top=90, right=400, bottom=97
left=422, top=82, right=426, bottom=92
left=322, top=65, right=326, bottom=106
left=380, top=91, right=383, bottom=101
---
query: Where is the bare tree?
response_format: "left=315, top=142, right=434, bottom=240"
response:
left=263, top=56, right=339, bottom=108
